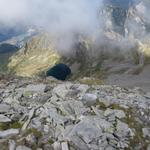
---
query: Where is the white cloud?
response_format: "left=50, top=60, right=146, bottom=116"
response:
left=0, top=0, right=101, bottom=33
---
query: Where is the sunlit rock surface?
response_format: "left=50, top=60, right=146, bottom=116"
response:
left=0, top=76, right=149, bottom=150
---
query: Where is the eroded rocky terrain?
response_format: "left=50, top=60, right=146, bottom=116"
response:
left=0, top=76, right=149, bottom=150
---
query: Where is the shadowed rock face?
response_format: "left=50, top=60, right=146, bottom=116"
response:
left=0, top=43, right=19, bottom=73
left=104, top=0, right=141, bottom=35
left=46, top=63, right=71, bottom=81
left=0, top=43, right=19, bottom=53
left=8, top=33, right=61, bottom=77
left=0, top=26, right=27, bottom=42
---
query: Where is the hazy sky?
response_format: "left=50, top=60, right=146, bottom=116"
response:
left=0, top=0, right=147, bottom=35
left=0, top=0, right=101, bottom=33
left=0, top=0, right=149, bottom=52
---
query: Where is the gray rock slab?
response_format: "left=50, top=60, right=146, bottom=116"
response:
left=82, top=93, right=97, bottom=106
left=53, top=142, right=61, bottom=150
left=61, top=142, right=69, bottom=150
left=70, top=136, right=90, bottom=150
left=142, top=128, right=150, bottom=138
left=25, top=84, right=46, bottom=93
left=0, top=114, right=11, bottom=123
left=4, top=97, right=20, bottom=105
left=76, top=84, right=89, bottom=97
left=45, top=107, right=67, bottom=125
left=145, top=92, right=150, bottom=99
left=147, top=144, right=150, bottom=150
left=0, top=129, right=19, bottom=138
left=116, top=120, right=134, bottom=137
left=53, top=83, right=72, bottom=98
left=0, top=104, right=11, bottom=113
left=105, top=146, right=116, bottom=150
left=9, top=140, right=16, bottom=150
left=64, top=117, right=104, bottom=144
left=16, top=146, right=32, bottom=150
left=104, top=108, right=126, bottom=119
left=58, top=100, right=90, bottom=117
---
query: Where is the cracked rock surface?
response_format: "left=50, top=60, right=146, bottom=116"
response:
left=0, top=76, right=149, bottom=150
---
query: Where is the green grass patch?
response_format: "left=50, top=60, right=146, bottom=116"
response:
left=25, top=128, right=43, bottom=139
left=0, top=121, right=22, bottom=130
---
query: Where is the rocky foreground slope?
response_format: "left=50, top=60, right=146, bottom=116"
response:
left=0, top=76, right=149, bottom=150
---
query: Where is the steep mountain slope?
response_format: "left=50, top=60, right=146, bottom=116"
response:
left=0, top=25, right=29, bottom=43
left=6, top=0, right=150, bottom=82
left=0, top=43, right=18, bottom=53
left=7, top=32, right=106, bottom=79
left=0, top=44, right=19, bottom=73
left=0, top=26, right=38, bottom=74
left=8, top=33, right=61, bottom=77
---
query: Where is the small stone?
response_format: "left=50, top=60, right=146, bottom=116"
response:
left=0, top=114, right=11, bottom=123
left=4, top=97, right=19, bottom=105
left=116, top=120, right=133, bottom=137
left=0, top=129, right=19, bottom=138
left=43, top=125, right=49, bottom=133
left=77, top=84, right=89, bottom=97
left=117, top=141, right=128, bottom=149
left=9, top=140, right=16, bottom=150
left=25, top=133, right=37, bottom=144
left=82, top=93, right=97, bottom=106
left=104, top=109, right=115, bottom=117
left=16, top=146, right=32, bottom=150
left=70, top=136, right=90, bottom=150
left=141, top=111, right=144, bottom=116
left=53, top=84, right=71, bottom=98
left=25, top=84, right=46, bottom=93
left=109, top=138, right=118, bottom=147
left=105, top=146, right=115, bottom=150
left=51, top=95, right=59, bottom=103
left=53, top=141, right=61, bottom=150
left=22, top=91, right=32, bottom=98
left=104, top=109, right=125, bottom=119
left=21, top=108, right=35, bottom=131
left=45, top=107, right=66, bottom=125
left=142, top=128, right=150, bottom=138
left=59, top=100, right=89, bottom=117
left=91, top=106, right=104, bottom=117
left=61, top=142, right=69, bottom=150
left=30, top=117, right=41, bottom=129
left=0, top=104, right=11, bottom=113
left=147, top=144, right=150, bottom=150
left=43, top=144, right=54, bottom=150
left=145, top=92, right=150, bottom=99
